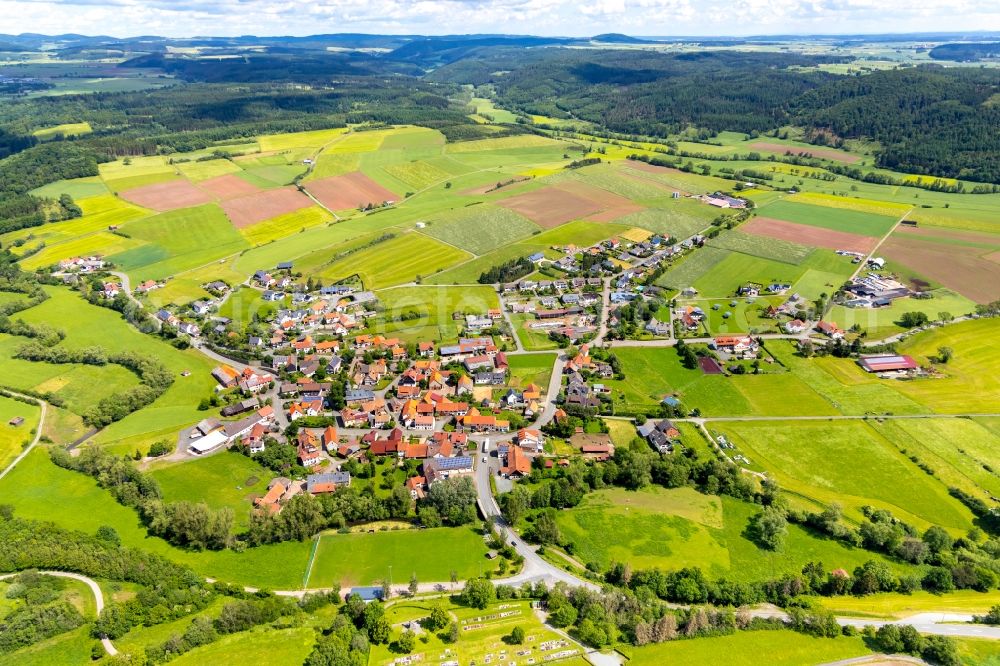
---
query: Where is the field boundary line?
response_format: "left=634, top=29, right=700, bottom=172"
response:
left=303, top=533, right=321, bottom=589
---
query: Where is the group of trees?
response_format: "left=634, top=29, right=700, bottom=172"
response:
left=0, top=572, right=85, bottom=656
left=478, top=256, right=534, bottom=284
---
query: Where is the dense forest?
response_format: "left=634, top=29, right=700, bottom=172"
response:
left=431, top=49, right=1000, bottom=183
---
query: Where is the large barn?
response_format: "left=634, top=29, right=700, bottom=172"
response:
left=857, top=354, right=919, bottom=373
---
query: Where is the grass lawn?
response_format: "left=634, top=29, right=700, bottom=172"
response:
left=216, top=287, right=276, bottom=329
left=371, top=599, right=587, bottom=666
left=691, top=251, right=808, bottom=299
left=757, top=199, right=898, bottom=237
left=366, top=285, right=499, bottom=343
left=623, top=630, right=870, bottom=666
left=112, top=204, right=250, bottom=281
left=317, top=232, right=471, bottom=290
left=553, top=487, right=900, bottom=582
left=712, top=420, right=974, bottom=532
left=604, top=419, right=639, bottom=448
left=656, top=246, right=731, bottom=291
left=148, top=451, right=272, bottom=529
left=306, top=526, right=492, bottom=588
left=171, top=626, right=317, bottom=666
left=509, top=314, right=560, bottom=351
left=506, top=353, right=557, bottom=390
left=955, top=637, right=1000, bottom=666
left=817, top=589, right=1000, bottom=620
left=0, top=395, right=40, bottom=470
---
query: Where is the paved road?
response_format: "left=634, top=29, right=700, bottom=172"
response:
left=190, top=339, right=252, bottom=373
left=108, top=271, right=143, bottom=309
left=473, top=448, right=600, bottom=591
left=0, top=570, right=118, bottom=655
left=0, top=391, right=47, bottom=481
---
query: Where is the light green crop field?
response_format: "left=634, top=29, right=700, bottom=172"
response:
left=366, top=285, right=499, bottom=342
left=175, top=158, right=243, bottom=181
left=18, top=231, right=148, bottom=271
left=623, top=630, right=870, bottom=666
left=0, top=394, right=40, bottom=470
left=382, top=159, right=453, bottom=189
left=317, top=232, right=471, bottom=289
left=258, top=126, right=349, bottom=151
left=786, top=191, right=914, bottom=218
left=706, top=229, right=812, bottom=264
left=817, top=589, right=1000, bottom=619
left=148, top=452, right=272, bottom=528
left=657, top=245, right=731, bottom=291
left=306, top=526, right=492, bottom=588
left=446, top=134, right=565, bottom=153
left=506, top=353, right=557, bottom=389
left=239, top=206, right=332, bottom=246
left=613, top=200, right=718, bottom=239
left=419, top=205, right=541, bottom=255
left=757, top=199, right=899, bottom=237
left=713, top=420, right=974, bottom=532
left=554, top=487, right=901, bottom=581
left=31, top=121, right=92, bottom=140
left=112, top=203, right=250, bottom=281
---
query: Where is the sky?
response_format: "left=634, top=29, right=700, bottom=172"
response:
left=2, top=0, right=1000, bottom=38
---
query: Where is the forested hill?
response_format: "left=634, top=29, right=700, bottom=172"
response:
left=431, top=49, right=1000, bottom=183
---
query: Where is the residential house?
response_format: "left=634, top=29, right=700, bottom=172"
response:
left=424, top=456, right=474, bottom=485
left=306, top=472, right=351, bottom=494
left=501, top=445, right=532, bottom=478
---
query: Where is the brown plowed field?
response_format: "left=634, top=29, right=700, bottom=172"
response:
left=743, top=216, right=876, bottom=253
left=198, top=174, right=262, bottom=200
left=880, top=235, right=1000, bottom=304
left=305, top=171, right=398, bottom=211
left=498, top=182, right=642, bottom=227
left=119, top=180, right=215, bottom=211
left=749, top=142, right=861, bottom=164
left=222, top=187, right=314, bottom=228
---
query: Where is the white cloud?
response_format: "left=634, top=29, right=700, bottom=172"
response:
left=1, top=0, right=999, bottom=36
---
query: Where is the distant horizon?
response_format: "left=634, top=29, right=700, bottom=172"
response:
left=3, top=0, right=1000, bottom=41
left=6, top=29, right=1000, bottom=40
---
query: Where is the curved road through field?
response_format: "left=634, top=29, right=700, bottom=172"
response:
left=0, top=391, right=47, bottom=482
left=0, top=570, right=118, bottom=656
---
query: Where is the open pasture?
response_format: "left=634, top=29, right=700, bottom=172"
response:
left=317, top=232, right=470, bottom=289
left=31, top=121, right=92, bottom=140
left=506, top=352, right=557, bottom=389
left=149, top=452, right=271, bottom=528
left=119, top=179, right=216, bottom=212
left=445, top=134, right=564, bottom=153
left=713, top=420, right=974, bottom=531
left=614, top=200, right=718, bottom=239
left=758, top=199, right=898, bottom=237
left=690, top=251, right=807, bottom=297
left=171, top=627, right=316, bottom=666
left=220, top=186, right=314, bottom=228
left=741, top=216, right=876, bottom=254
left=29, top=176, right=107, bottom=200
left=306, top=526, right=490, bottom=588
left=419, top=205, right=540, bottom=255
left=305, top=171, right=399, bottom=211
left=880, top=231, right=1000, bottom=303
left=621, top=159, right=734, bottom=193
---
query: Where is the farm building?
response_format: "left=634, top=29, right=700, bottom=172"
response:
left=857, top=355, right=919, bottom=373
